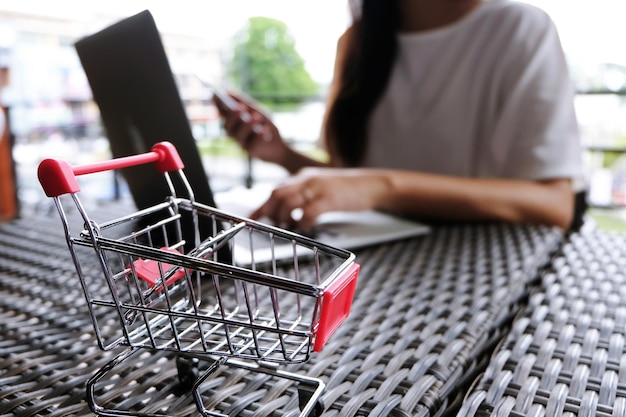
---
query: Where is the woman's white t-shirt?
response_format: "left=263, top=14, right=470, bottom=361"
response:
left=363, top=0, right=583, bottom=185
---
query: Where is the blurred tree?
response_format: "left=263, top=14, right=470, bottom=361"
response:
left=229, top=17, right=319, bottom=106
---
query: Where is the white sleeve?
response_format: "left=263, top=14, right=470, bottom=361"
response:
left=489, top=8, right=583, bottom=181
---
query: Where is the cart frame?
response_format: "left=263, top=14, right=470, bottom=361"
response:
left=38, top=141, right=360, bottom=416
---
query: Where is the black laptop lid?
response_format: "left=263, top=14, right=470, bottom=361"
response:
left=75, top=10, right=222, bottom=243
left=75, top=10, right=216, bottom=208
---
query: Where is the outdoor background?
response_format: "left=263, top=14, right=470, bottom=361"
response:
left=1, top=0, right=625, bottom=228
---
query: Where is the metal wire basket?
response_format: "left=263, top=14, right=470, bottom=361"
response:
left=37, top=141, right=360, bottom=416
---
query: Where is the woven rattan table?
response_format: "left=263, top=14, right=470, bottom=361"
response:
left=0, top=202, right=562, bottom=416
left=460, top=228, right=626, bottom=417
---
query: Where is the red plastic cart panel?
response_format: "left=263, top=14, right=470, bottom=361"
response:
left=133, top=247, right=187, bottom=289
left=314, top=262, right=360, bottom=352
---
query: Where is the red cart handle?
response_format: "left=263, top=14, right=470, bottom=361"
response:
left=37, top=141, right=184, bottom=197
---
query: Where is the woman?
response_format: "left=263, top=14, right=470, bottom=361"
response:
left=214, top=0, right=584, bottom=232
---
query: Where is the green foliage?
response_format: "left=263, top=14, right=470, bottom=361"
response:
left=592, top=135, right=626, bottom=169
left=601, top=149, right=626, bottom=169
left=196, top=136, right=329, bottom=163
left=196, top=136, right=246, bottom=158
left=588, top=208, right=626, bottom=232
left=229, top=17, right=319, bottom=107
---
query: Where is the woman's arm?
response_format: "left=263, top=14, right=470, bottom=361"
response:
left=249, top=168, right=574, bottom=231
left=378, top=170, right=574, bottom=229
left=213, top=93, right=329, bottom=174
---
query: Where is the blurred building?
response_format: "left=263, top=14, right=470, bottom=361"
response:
left=0, top=5, right=224, bottom=142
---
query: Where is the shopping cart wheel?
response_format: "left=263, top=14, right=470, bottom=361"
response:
left=176, top=355, right=200, bottom=390
left=298, top=381, right=325, bottom=416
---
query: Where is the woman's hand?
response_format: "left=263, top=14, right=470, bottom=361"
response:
left=212, top=92, right=291, bottom=165
left=249, top=168, right=390, bottom=231
left=213, top=91, right=333, bottom=174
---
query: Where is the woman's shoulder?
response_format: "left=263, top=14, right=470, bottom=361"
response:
left=469, top=0, right=559, bottom=50
left=477, top=0, right=554, bottom=29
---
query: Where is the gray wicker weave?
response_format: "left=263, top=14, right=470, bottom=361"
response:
left=0, top=203, right=562, bottom=416
left=459, top=230, right=626, bottom=417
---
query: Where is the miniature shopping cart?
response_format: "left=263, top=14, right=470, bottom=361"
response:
left=37, top=141, right=360, bottom=417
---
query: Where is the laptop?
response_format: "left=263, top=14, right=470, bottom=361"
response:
left=74, top=9, right=430, bottom=264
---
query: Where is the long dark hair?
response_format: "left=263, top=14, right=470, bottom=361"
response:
left=323, top=0, right=400, bottom=166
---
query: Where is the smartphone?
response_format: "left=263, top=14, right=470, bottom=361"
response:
left=212, top=87, right=237, bottom=113
left=212, top=87, right=256, bottom=126
left=211, top=86, right=256, bottom=188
